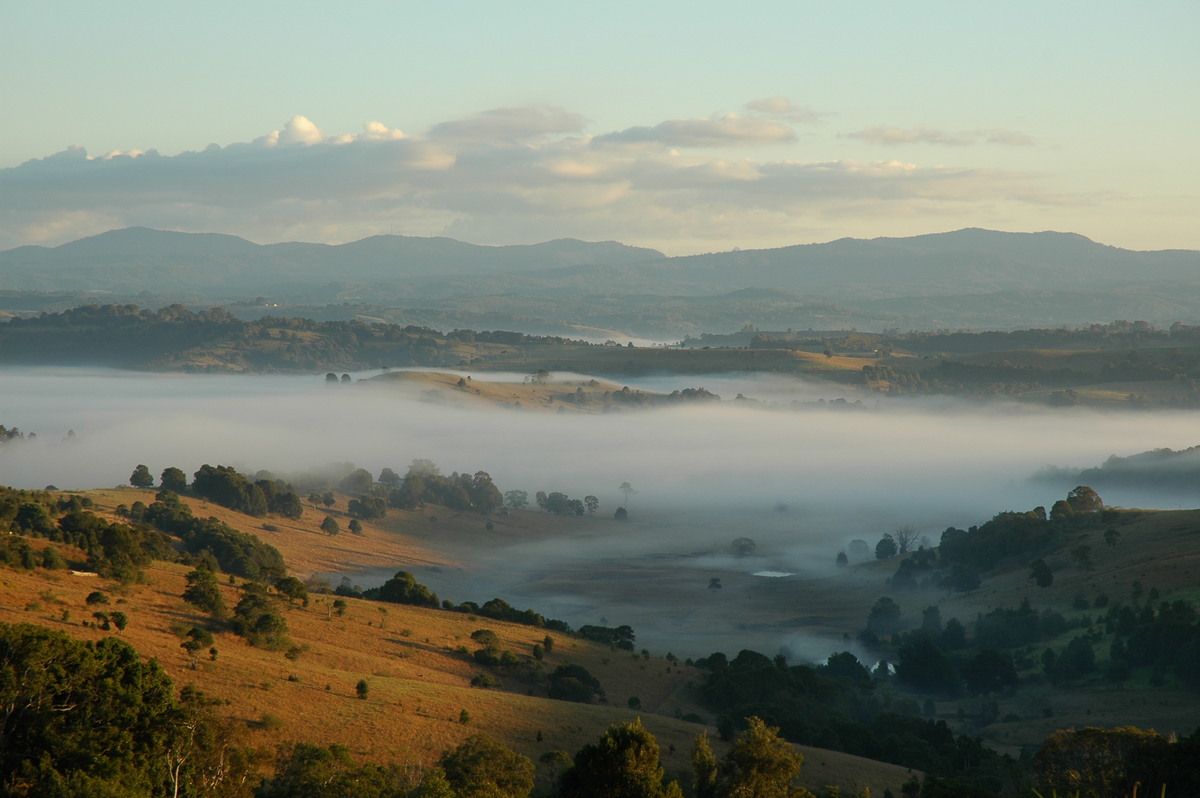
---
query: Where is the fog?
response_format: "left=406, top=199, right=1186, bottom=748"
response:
left=3, top=366, right=1198, bottom=658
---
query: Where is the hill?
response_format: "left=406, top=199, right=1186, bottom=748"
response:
left=0, top=486, right=918, bottom=797
left=3, top=227, right=1199, bottom=336
left=0, top=227, right=664, bottom=296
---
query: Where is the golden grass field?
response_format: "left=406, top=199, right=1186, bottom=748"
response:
left=0, top=487, right=919, bottom=796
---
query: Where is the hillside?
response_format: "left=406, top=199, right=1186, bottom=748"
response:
left=0, top=487, right=918, bottom=796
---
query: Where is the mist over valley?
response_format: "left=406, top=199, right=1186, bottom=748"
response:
left=3, top=366, right=1197, bottom=660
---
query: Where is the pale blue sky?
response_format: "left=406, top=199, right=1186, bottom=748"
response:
left=2, top=1, right=1197, bottom=253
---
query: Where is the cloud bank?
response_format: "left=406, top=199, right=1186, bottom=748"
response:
left=1, top=104, right=1055, bottom=252
left=842, top=125, right=1037, bottom=147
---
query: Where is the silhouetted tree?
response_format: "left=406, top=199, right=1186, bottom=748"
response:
left=130, top=464, right=154, bottom=488
left=160, top=466, right=188, bottom=493
left=559, top=718, right=682, bottom=798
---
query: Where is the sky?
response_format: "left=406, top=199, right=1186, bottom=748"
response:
left=2, top=1, right=1197, bottom=255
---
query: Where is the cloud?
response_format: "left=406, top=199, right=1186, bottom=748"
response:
left=841, top=125, right=1036, bottom=147
left=744, top=97, right=821, bottom=123
left=595, top=113, right=796, bottom=148
left=427, top=106, right=584, bottom=142
left=0, top=108, right=1061, bottom=252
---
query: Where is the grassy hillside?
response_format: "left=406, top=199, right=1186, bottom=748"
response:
left=0, top=488, right=918, bottom=796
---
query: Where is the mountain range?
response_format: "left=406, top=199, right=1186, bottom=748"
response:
left=3, top=227, right=1199, bottom=337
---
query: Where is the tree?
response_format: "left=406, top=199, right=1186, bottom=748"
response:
left=584, top=495, right=599, bottom=514
left=867, top=597, right=902, bottom=636
left=275, top=576, right=308, bottom=605
left=161, top=466, right=188, bottom=493
left=1035, top=726, right=1168, bottom=798
left=1029, top=558, right=1054, bottom=588
left=348, top=495, right=387, bottom=520
left=1066, top=485, right=1103, bottom=514
left=130, top=463, right=154, bottom=488
left=709, top=578, right=722, bottom=591
left=348, top=518, right=362, bottom=535
left=730, top=537, right=757, bottom=556
left=693, top=731, right=719, bottom=798
left=439, top=734, right=535, bottom=798
left=558, top=718, right=683, bottom=798
left=320, top=515, right=340, bottom=536
left=0, top=623, right=186, bottom=795
left=355, top=679, right=369, bottom=700
left=874, top=534, right=898, bottom=560
left=182, top=626, right=214, bottom=666
left=378, top=467, right=401, bottom=487
left=619, top=481, right=636, bottom=509
left=893, top=524, right=921, bottom=554
left=717, top=716, right=804, bottom=798
left=614, top=507, right=629, bottom=522
left=340, top=468, right=374, bottom=494
left=183, top=567, right=227, bottom=618
left=548, top=663, right=603, bottom=703
left=109, top=610, right=128, bottom=632
left=504, top=489, right=529, bottom=510
left=258, top=742, right=408, bottom=798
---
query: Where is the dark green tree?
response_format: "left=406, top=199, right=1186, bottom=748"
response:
left=320, top=516, right=340, bottom=536
left=275, top=576, right=308, bottom=606
left=160, top=466, right=188, bottom=494
left=130, top=464, right=154, bottom=488
left=0, top=623, right=184, bottom=795
left=866, top=597, right=902, bottom=636
left=257, top=742, right=407, bottom=798
left=183, top=567, right=228, bottom=618
left=1029, top=558, right=1054, bottom=588
left=875, top=533, right=898, bottom=560
left=558, top=718, right=683, bottom=798
left=438, top=734, right=535, bottom=798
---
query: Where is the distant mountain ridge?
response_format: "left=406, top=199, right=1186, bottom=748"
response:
left=0, top=227, right=666, bottom=294
left=2, top=227, right=1199, bottom=335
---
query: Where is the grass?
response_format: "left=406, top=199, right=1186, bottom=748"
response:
left=19, top=485, right=1200, bottom=790
left=0, top=494, right=918, bottom=796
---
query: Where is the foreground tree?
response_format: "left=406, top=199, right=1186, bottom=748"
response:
left=1035, top=726, right=1168, bottom=798
left=717, top=717, right=808, bottom=798
left=692, top=731, right=719, bottom=798
left=438, top=734, right=534, bottom=798
left=0, top=623, right=184, bottom=795
left=558, top=718, right=683, bottom=798
left=257, top=742, right=407, bottom=798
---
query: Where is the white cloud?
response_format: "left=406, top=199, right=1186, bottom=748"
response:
left=596, top=113, right=796, bottom=148
left=0, top=108, right=1062, bottom=252
left=842, top=125, right=1037, bottom=147
left=744, top=97, right=821, bottom=123
left=428, top=106, right=584, bottom=142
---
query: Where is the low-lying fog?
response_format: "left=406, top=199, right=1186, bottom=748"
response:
left=3, top=366, right=1197, bottom=658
